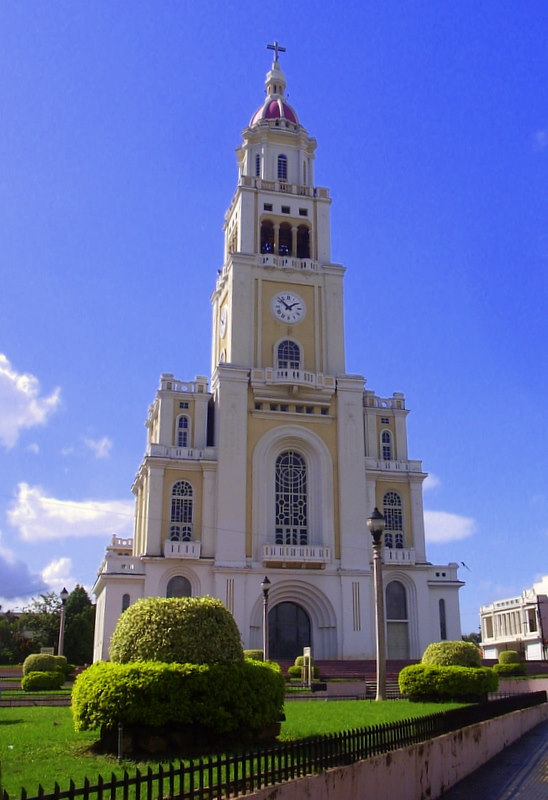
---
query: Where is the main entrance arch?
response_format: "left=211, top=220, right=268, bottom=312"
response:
left=268, top=601, right=311, bottom=661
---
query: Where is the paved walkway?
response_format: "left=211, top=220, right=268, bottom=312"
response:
left=438, top=720, right=548, bottom=799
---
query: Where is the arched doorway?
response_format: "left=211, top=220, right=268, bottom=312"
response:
left=268, top=601, right=311, bottom=661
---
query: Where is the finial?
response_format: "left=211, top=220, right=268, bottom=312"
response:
left=267, top=40, right=286, bottom=65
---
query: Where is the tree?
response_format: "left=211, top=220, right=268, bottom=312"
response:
left=462, top=631, right=481, bottom=646
left=64, top=586, right=95, bottom=664
left=19, top=592, right=62, bottom=650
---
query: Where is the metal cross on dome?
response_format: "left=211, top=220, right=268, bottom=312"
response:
left=267, top=41, right=286, bottom=62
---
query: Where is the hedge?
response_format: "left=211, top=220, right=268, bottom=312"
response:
left=421, top=641, right=482, bottom=668
left=498, top=650, right=521, bottom=665
left=399, top=664, right=498, bottom=701
left=72, top=659, right=285, bottom=736
left=22, top=653, right=58, bottom=676
left=110, top=597, right=243, bottom=665
left=493, top=662, right=526, bottom=677
left=22, top=670, right=65, bottom=691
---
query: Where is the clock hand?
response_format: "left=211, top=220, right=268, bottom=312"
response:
left=278, top=297, right=291, bottom=310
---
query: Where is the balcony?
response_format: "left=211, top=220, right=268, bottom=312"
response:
left=257, top=254, right=319, bottom=272
left=382, top=547, right=416, bottom=565
left=163, top=540, right=202, bottom=559
left=365, top=457, right=423, bottom=473
left=263, top=544, right=331, bottom=568
left=147, top=444, right=217, bottom=460
left=98, top=554, right=144, bottom=576
left=251, top=368, right=336, bottom=393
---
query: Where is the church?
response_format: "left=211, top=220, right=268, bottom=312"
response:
left=92, top=45, right=463, bottom=663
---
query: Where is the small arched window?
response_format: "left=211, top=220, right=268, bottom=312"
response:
left=383, top=491, right=403, bottom=547
left=277, top=340, right=300, bottom=370
left=275, top=450, right=308, bottom=545
left=277, top=154, right=288, bottom=182
left=170, top=480, right=193, bottom=541
left=121, top=593, right=130, bottom=612
left=177, top=415, right=190, bottom=448
left=166, top=576, right=191, bottom=598
left=255, top=154, right=261, bottom=177
left=381, top=430, right=392, bottom=460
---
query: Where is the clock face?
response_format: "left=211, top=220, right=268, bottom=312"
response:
left=219, top=306, right=228, bottom=338
left=271, top=292, right=306, bottom=323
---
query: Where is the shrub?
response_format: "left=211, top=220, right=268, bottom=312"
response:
left=498, top=650, right=521, bottom=665
left=72, top=659, right=285, bottom=738
left=52, top=655, right=67, bottom=671
left=244, top=649, right=264, bottom=661
left=22, top=653, right=58, bottom=676
left=399, top=664, right=498, bottom=702
left=493, top=662, right=526, bottom=677
left=110, top=597, right=244, bottom=665
left=287, top=664, right=320, bottom=680
left=422, top=641, right=482, bottom=668
left=21, top=670, right=65, bottom=691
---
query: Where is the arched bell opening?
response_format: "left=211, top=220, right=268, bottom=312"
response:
left=279, top=223, right=292, bottom=255
left=260, top=220, right=274, bottom=253
left=296, top=225, right=310, bottom=258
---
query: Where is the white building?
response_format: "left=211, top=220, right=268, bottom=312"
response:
left=93, top=48, right=464, bottom=663
left=480, top=576, right=548, bottom=661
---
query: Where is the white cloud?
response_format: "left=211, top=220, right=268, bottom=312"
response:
left=0, top=530, right=47, bottom=600
left=0, top=354, right=60, bottom=448
left=26, top=443, right=40, bottom=454
left=83, top=436, right=113, bottom=459
left=423, top=473, right=441, bottom=492
left=42, top=557, right=74, bottom=593
left=424, top=510, right=477, bottom=543
left=8, top=483, right=134, bottom=541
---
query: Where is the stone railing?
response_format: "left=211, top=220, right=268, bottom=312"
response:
left=158, top=374, right=209, bottom=393
left=382, top=547, right=416, bottom=565
left=363, top=391, right=406, bottom=409
left=98, top=554, right=144, bottom=576
left=251, top=368, right=336, bottom=392
left=258, top=254, right=319, bottom=272
left=263, top=544, right=331, bottom=565
left=364, top=457, right=423, bottom=473
left=147, top=444, right=217, bottom=461
left=164, top=540, right=202, bottom=559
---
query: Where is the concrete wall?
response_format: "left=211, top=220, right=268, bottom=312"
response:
left=244, top=703, right=548, bottom=800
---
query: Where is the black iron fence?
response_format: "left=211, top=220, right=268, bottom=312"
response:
left=5, top=691, right=546, bottom=800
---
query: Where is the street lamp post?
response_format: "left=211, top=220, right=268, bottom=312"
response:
left=261, top=576, right=271, bottom=661
left=57, top=587, right=69, bottom=657
left=367, top=508, right=386, bottom=701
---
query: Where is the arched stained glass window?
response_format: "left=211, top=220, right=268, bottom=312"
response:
left=275, top=451, right=308, bottom=545
left=277, top=340, right=300, bottom=370
left=381, top=430, right=392, bottom=460
left=121, top=593, right=130, bottom=612
left=170, top=480, right=193, bottom=541
left=177, top=415, right=190, bottom=448
left=386, top=580, right=410, bottom=658
left=383, top=491, right=403, bottom=548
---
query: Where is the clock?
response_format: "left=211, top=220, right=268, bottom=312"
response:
left=219, top=305, right=228, bottom=338
left=271, top=292, right=306, bottom=323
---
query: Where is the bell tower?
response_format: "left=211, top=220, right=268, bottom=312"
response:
left=211, top=44, right=346, bottom=380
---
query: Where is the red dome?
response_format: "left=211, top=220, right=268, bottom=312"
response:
left=250, top=97, right=298, bottom=126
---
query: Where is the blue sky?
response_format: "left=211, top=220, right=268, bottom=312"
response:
left=0, top=1, right=546, bottom=635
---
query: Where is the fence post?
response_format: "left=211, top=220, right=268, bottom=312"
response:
left=117, top=722, right=123, bottom=763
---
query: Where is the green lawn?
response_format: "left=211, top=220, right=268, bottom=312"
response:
left=0, top=700, right=464, bottom=798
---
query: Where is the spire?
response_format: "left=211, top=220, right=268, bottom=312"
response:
left=265, top=40, right=287, bottom=98
left=249, top=41, right=298, bottom=127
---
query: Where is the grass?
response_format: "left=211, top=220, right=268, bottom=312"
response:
left=0, top=699, right=466, bottom=798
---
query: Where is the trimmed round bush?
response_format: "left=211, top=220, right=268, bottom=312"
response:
left=498, top=650, right=521, bottom=665
left=493, top=662, right=526, bottom=677
left=22, top=670, right=65, bottom=691
left=399, top=664, right=498, bottom=702
left=72, top=660, right=285, bottom=740
left=23, top=653, right=58, bottom=676
left=110, top=597, right=244, bottom=665
left=422, top=641, right=482, bottom=668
